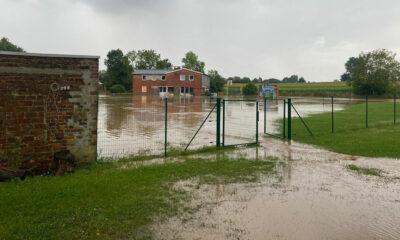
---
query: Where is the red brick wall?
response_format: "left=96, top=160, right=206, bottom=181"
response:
left=0, top=52, right=99, bottom=173
left=132, top=68, right=203, bottom=96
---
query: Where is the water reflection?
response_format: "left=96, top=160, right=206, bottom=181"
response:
left=98, top=96, right=346, bottom=158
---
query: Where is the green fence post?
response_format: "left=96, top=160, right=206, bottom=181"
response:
left=216, top=97, right=221, bottom=147
left=164, top=97, right=168, bottom=157
left=365, top=95, right=368, bottom=128
left=287, top=98, right=292, bottom=141
left=222, top=99, right=225, bottom=146
left=331, top=96, right=334, bottom=133
left=256, top=100, right=259, bottom=144
left=283, top=99, right=286, bottom=139
left=263, top=97, right=267, bottom=134
left=394, top=95, right=397, bottom=125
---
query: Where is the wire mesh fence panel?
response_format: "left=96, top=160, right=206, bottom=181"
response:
left=223, top=99, right=258, bottom=146
left=263, top=98, right=286, bottom=138
left=97, top=95, right=166, bottom=158
left=287, top=96, right=400, bottom=140
left=166, top=96, right=217, bottom=152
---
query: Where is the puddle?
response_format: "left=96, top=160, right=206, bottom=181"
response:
left=151, top=139, right=400, bottom=240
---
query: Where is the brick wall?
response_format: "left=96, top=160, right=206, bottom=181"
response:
left=132, top=68, right=203, bottom=96
left=0, top=52, right=99, bottom=173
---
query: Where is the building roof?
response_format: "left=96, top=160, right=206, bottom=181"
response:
left=0, top=51, right=99, bottom=59
left=133, top=67, right=208, bottom=76
left=133, top=69, right=171, bottom=75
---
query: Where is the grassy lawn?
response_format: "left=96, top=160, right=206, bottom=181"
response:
left=291, top=101, right=400, bottom=158
left=0, top=154, right=275, bottom=240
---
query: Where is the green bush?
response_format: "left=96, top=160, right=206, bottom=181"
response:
left=242, top=83, right=258, bottom=95
left=109, top=84, right=126, bottom=93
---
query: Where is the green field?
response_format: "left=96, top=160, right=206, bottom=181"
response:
left=290, top=101, right=400, bottom=158
left=224, top=82, right=352, bottom=97
left=0, top=154, right=275, bottom=240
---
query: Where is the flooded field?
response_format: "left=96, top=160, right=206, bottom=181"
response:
left=97, top=95, right=346, bottom=157
left=152, top=140, right=400, bottom=240
left=97, top=95, right=400, bottom=239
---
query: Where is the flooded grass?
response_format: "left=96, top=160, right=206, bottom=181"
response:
left=290, top=102, right=400, bottom=158
left=347, top=164, right=384, bottom=176
left=0, top=154, right=275, bottom=240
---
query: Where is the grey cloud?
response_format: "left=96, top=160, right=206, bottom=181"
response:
left=2, top=0, right=400, bottom=81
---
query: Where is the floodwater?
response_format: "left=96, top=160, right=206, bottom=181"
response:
left=97, top=95, right=346, bottom=157
left=152, top=139, right=400, bottom=240
left=97, top=95, right=400, bottom=239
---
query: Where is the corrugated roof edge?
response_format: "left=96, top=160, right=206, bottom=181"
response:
left=0, top=51, right=100, bottom=59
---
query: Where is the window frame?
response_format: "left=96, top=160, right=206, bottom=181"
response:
left=189, top=75, right=194, bottom=81
left=180, top=74, right=186, bottom=81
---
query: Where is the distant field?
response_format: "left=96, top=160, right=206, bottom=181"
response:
left=224, top=82, right=353, bottom=97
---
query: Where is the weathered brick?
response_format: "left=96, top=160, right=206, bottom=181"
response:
left=0, top=52, right=99, bottom=173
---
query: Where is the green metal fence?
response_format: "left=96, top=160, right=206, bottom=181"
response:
left=97, top=95, right=260, bottom=158
left=275, top=95, right=399, bottom=141
left=222, top=99, right=259, bottom=147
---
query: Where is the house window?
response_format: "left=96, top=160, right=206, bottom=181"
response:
left=142, top=75, right=147, bottom=80
left=141, top=86, right=147, bottom=93
left=189, top=75, right=194, bottom=81
left=161, top=75, right=166, bottom=80
left=180, top=74, right=186, bottom=81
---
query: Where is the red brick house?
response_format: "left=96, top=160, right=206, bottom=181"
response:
left=132, top=68, right=209, bottom=96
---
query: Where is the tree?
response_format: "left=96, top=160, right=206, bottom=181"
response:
left=127, top=49, right=172, bottom=70
left=242, top=83, right=258, bottom=95
left=208, top=70, right=225, bottom=93
left=156, top=58, right=173, bottom=69
left=340, top=73, right=351, bottom=82
left=182, top=51, right=205, bottom=73
left=104, top=49, right=133, bottom=92
left=282, top=75, right=299, bottom=83
left=0, top=37, right=24, bottom=52
left=265, top=78, right=281, bottom=83
left=298, top=77, right=306, bottom=83
left=343, top=49, right=400, bottom=95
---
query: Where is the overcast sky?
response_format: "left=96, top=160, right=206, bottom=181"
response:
left=2, top=0, right=400, bottom=81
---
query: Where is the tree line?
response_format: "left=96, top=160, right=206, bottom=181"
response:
left=101, top=49, right=225, bottom=93
left=2, top=37, right=399, bottom=96
left=226, top=75, right=306, bottom=84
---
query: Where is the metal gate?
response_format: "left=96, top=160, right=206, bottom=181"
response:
left=222, top=99, right=259, bottom=147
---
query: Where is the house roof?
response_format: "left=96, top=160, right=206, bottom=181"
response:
left=133, top=69, right=171, bottom=75
left=133, top=67, right=208, bottom=76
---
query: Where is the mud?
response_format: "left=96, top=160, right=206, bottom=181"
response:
left=152, top=139, right=400, bottom=240
left=97, top=95, right=400, bottom=239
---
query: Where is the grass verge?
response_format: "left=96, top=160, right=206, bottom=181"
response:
left=290, top=101, right=400, bottom=158
left=0, top=155, right=274, bottom=240
left=347, top=164, right=384, bottom=176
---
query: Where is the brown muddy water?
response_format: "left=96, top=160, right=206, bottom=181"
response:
left=151, top=140, right=400, bottom=240
left=97, top=95, right=400, bottom=239
left=97, top=95, right=346, bottom=158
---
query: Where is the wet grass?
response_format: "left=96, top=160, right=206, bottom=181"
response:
left=347, top=164, right=384, bottom=176
left=101, top=145, right=239, bottom=162
left=0, top=154, right=274, bottom=240
left=290, top=101, right=400, bottom=158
